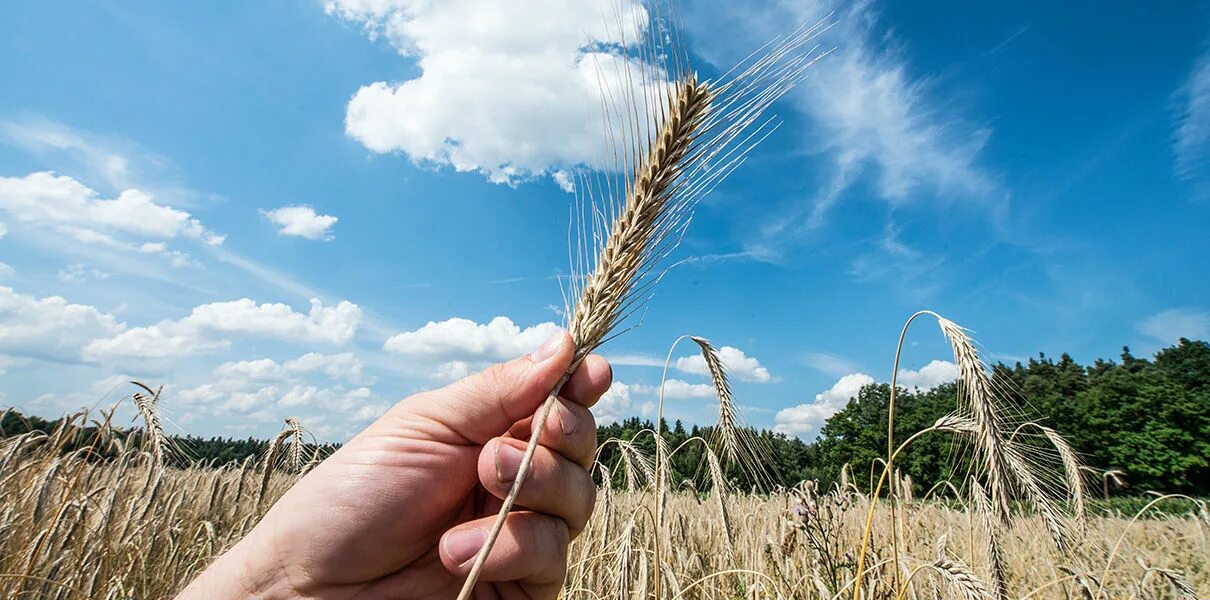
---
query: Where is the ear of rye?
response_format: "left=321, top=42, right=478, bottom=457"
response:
left=455, top=6, right=830, bottom=597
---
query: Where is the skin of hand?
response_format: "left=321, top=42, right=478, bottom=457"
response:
left=177, top=331, right=608, bottom=600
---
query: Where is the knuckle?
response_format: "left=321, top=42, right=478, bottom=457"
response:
left=481, top=362, right=512, bottom=390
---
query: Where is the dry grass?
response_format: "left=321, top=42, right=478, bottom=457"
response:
left=1, top=395, right=1206, bottom=599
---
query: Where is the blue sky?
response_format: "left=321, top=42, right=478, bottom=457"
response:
left=1, top=1, right=1207, bottom=441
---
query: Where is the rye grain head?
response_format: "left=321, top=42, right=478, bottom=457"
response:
left=932, top=557, right=994, bottom=600
left=684, top=336, right=774, bottom=485
left=457, top=4, right=831, bottom=596
left=255, top=420, right=298, bottom=513
left=934, top=315, right=1077, bottom=554
left=130, top=381, right=169, bottom=469
left=1151, top=568, right=1200, bottom=600
left=284, top=417, right=306, bottom=474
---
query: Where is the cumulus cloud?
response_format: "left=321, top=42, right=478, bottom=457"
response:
left=604, top=353, right=665, bottom=368
left=383, top=316, right=560, bottom=378
left=896, top=360, right=958, bottom=390
left=632, top=379, right=716, bottom=399
left=177, top=381, right=281, bottom=421
left=284, top=352, right=373, bottom=384
left=675, top=345, right=772, bottom=383
left=0, top=286, right=124, bottom=363
left=1138, top=308, right=1210, bottom=345
left=0, top=172, right=225, bottom=252
left=774, top=358, right=959, bottom=438
left=774, top=372, right=873, bottom=438
left=84, top=297, right=362, bottom=360
left=327, top=0, right=664, bottom=185
left=261, top=205, right=338, bottom=241
left=552, top=170, right=576, bottom=193
left=214, top=352, right=372, bottom=385
left=595, top=381, right=639, bottom=424
left=177, top=372, right=378, bottom=431
left=214, top=358, right=285, bottom=382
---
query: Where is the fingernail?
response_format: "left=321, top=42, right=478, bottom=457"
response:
left=443, top=528, right=486, bottom=566
left=557, top=402, right=578, bottom=436
left=495, top=442, right=524, bottom=484
left=530, top=331, right=566, bottom=362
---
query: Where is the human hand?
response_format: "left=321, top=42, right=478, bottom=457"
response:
left=178, top=331, right=607, bottom=599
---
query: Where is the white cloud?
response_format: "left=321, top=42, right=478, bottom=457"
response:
left=261, top=205, right=338, bottom=241
left=0, top=171, right=224, bottom=248
left=814, top=372, right=876, bottom=408
left=177, top=377, right=377, bottom=426
left=0, top=262, right=12, bottom=279
left=431, top=360, right=473, bottom=382
left=774, top=372, right=873, bottom=438
left=57, top=263, right=111, bottom=283
left=896, top=360, right=958, bottom=390
left=353, top=401, right=389, bottom=422
left=798, top=30, right=991, bottom=217
left=1, top=118, right=135, bottom=190
left=801, top=351, right=862, bottom=377
left=552, top=170, right=575, bottom=193
left=214, top=358, right=287, bottom=382
left=284, top=351, right=373, bottom=384
left=328, top=0, right=664, bottom=185
left=383, top=316, right=560, bottom=377
left=178, top=381, right=280, bottom=420
left=1138, top=308, right=1210, bottom=345
left=0, top=286, right=124, bottom=363
left=687, top=0, right=992, bottom=238
left=604, top=353, right=665, bottom=368
left=675, top=345, right=772, bottom=383
left=0, top=221, right=7, bottom=238
left=279, top=385, right=326, bottom=408
left=632, top=378, right=716, bottom=399
left=774, top=358, right=958, bottom=438
left=83, top=297, right=362, bottom=360
left=594, top=381, right=636, bottom=424
left=29, top=374, right=136, bottom=414
left=1174, top=48, right=1210, bottom=180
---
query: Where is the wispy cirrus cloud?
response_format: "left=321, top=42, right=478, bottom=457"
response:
left=686, top=0, right=996, bottom=255
left=1174, top=46, right=1210, bottom=188
left=1138, top=308, right=1209, bottom=346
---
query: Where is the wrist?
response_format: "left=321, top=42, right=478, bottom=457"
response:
left=177, top=529, right=294, bottom=600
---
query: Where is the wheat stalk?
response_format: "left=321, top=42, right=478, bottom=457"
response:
left=1152, top=568, right=1200, bottom=600
left=284, top=417, right=305, bottom=474
left=936, top=317, right=1075, bottom=554
left=255, top=424, right=294, bottom=514
left=971, top=479, right=1008, bottom=600
left=129, top=381, right=167, bottom=470
left=456, top=5, right=828, bottom=596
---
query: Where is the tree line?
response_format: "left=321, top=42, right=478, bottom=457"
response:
left=3, top=338, right=1207, bottom=495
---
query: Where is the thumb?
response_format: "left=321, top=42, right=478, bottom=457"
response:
left=411, top=331, right=574, bottom=444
